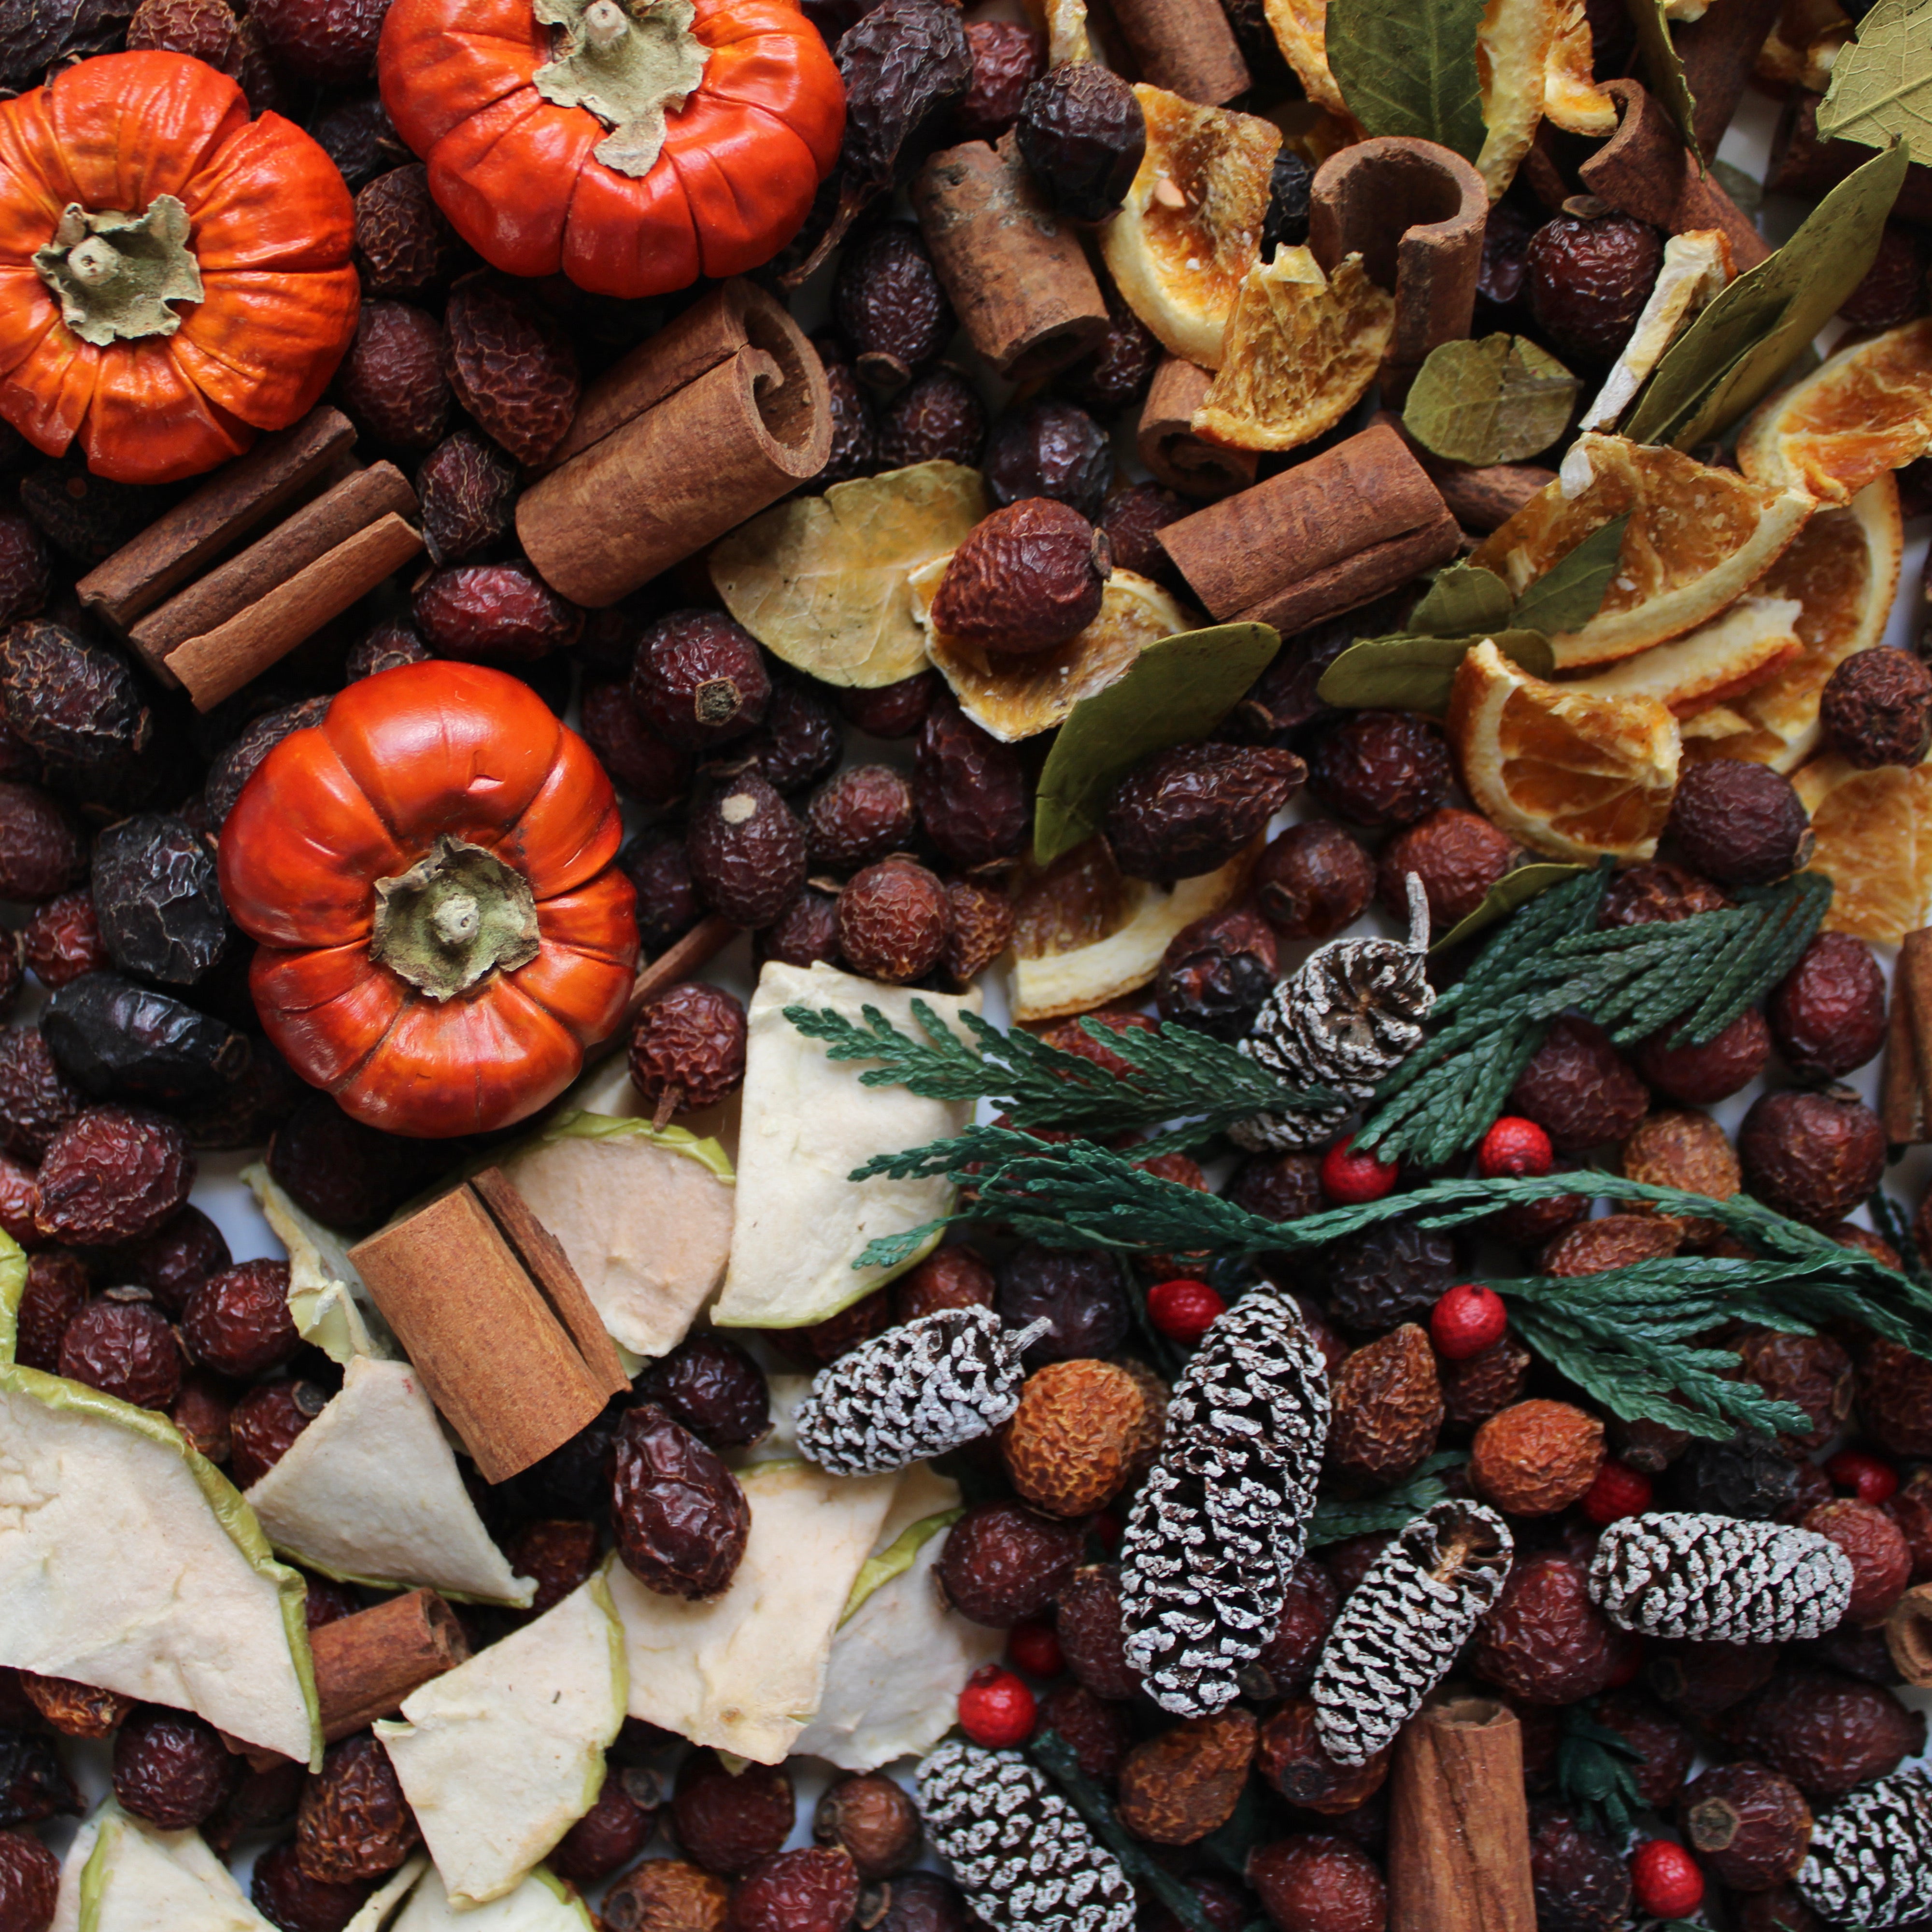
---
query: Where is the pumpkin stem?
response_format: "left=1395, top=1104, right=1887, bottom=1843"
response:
left=531, top=0, right=710, bottom=180
left=32, top=198, right=204, bottom=349
left=370, top=835, right=542, bottom=1001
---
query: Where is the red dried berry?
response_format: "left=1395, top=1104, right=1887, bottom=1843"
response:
left=1477, top=1115, right=1553, bottom=1179
left=22, top=889, right=107, bottom=989
left=930, top=500, right=1111, bottom=656
left=581, top=682, right=693, bottom=812
left=673, top=1752, right=795, bottom=1875
left=1508, top=1015, right=1650, bottom=1153
left=1106, top=743, right=1305, bottom=883
left=1156, top=908, right=1278, bottom=1040
left=957, top=1663, right=1037, bottom=1747
left=0, top=784, right=85, bottom=904
left=1146, top=1277, right=1226, bottom=1345
left=1307, top=710, right=1452, bottom=828
left=938, top=1500, right=1082, bottom=1627
left=549, top=1765, right=658, bottom=1885
left=1820, top=644, right=1932, bottom=767
left=334, top=300, right=450, bottom=451
left=230, top=1380, right=329, bottom=1489
left=251, top=0, right=384, bottom=79
left=942, top=878, right=1015, bottom=984
left=1769, top=931, right=1887, bottom=1077
left=1430, top=1283, right=1507, bottom=1361
left=1257, top=1696, right=1391, bottom=1812
left=1066, top=296, right=1162, bottom=418
left=759, top=886, right=843, bottom=970
left=14, top=1253, right=86, bottom=1374
left=1248, top=1834, right=1387, bottom=1932
left=632, top=611, right=772, bottom=751
left=1635, top=1004, right=1770, bottom=1105
left=443, top=272, right=581, bottom=468
left=0, top=1831, right=57, bottom=1932
left=688, top=773, right=808, bottom=928
left=983, top=397, right=1112, bottom=519
left=834, top=222, right=952, bottom=390
left=1525, top=213, right=1663, bottom=362
left=1738, top=1086, right=1885, bottom=1226
left=114, top=1705, right=232, bottom=1830
left=629, top=982, right=748, bottom=1121
left=1473, top=1553, right=1634, bottom=1706
left=1528, top=1804, right=1630, bottom=1932
left=1627, top=1839, right=1703, bottom=1920
left=838, top=859, right=951, bottom=983
left=1320, top=1135, right=1397, bottom=1206
left=1666, top=759, right=1814, bottom=887
left=0, top=512, right=50, bottom=629
left=839, top=671, right=941, bottom=740
left=875, top=366, right=987, bottom=470
left=1827, top=1447, right=1899, bottom=1503
left=251, top=1834, right=372, bottom=1932
left=57, top=1292, right=182, bottom=1409
left=913, top=693, right=1028, bottom=871
left=412, top=562, right=582, bottom=663
left=957, top=19, right=1044, bottom=141
left=1678, top=1762, right=1812, bottom=1890
left=1841, top=221, right=1930, bottom=329
left=1097, top=478, right=1184, bottom=578
left=635, top=1332, right=770, bottom=1449
left=814, top=1774, right=921, bottom=1880
left=1253, top=1557, right=1340, bottom=1697
left=1717, top=1667, right=1928, bottom=1800
left=183, top=1259, right=298, bottom=1378
left=893, top=1243, right=996, bottom=1323
left=0, top=1154, right=42, bottom=1250
left=416, top=430, right=518, bottom=565
left=995, top=1243, right=1130, bottom=1365
left=1006, top=1619, right=1063, bottom=1678
left=1378, top=807, right=1518, bottom=930
left=298, top=1733, right=421, bottom=1884
left=1803, top=1498, right=1911, bottom=1623
left=815, top=343, right=876, bottom=484
left=1581, top=1460, right=1653, bottom=1525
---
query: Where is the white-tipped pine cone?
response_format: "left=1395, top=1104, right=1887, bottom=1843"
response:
left=1588, top=1510, right=1853, bottom=1643
left=1312, top=1499, right=1514, bottom=1766
left=917, top=1740, right=1136, bottom=1932
left=794, top=1307, right=1044, bottom=1477
left=1797, top=1770, right=1932, bottom=1928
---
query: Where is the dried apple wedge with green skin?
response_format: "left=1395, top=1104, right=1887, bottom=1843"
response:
left=243, top=1162, right=396, bottom=1365
left=393, top=1864, right=594, bottom=1931
left=65, top=1805, right=273, bottom=1932
left=345, top=1857, right=431, bottom=1932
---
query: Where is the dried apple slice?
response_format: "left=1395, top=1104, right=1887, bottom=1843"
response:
left=1567, top=596, right=1804, bottom=715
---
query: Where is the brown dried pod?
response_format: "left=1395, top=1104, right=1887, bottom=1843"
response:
left=610, top=1403, right=750, bottom=1600
left=1000, top=1358, right=1145, bottom=1518
left=1325, top=1324, right=1443, bottom=1486
left=1618, top=1109, right=1739, bottom=1244
left=1116, top=1709, right=1257, bottom=1846
left=1680, top=1761, right=1813, bottom=1889
left=1470, top=1401, right=1605, bottom=1517
left=297, top=1733, right=420, bottom=1884
left=930, top=499, right=1111, bottom=656
left=1538, top=1213, right=1682, bottom=1277
left=814, top=1773, right=922, bottom=1877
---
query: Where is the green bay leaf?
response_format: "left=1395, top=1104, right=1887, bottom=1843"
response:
left=1033, top=622, right=1280, bottom=865
left=1326, top=0, right=1487, bottom=163
left=1431, top=862, right=1589, bottom=952
left=1510, top=512, right=1632, bottom=636
left=1409, top=561, right=1514, bottom=638
left=1623, top=0, right=1702, bottom=159
left=1318, top=628, right=1552, bottom=714
left=1402, top=336, right=1579, bottom=465
left=1819, top=0, right=1932, bottom=151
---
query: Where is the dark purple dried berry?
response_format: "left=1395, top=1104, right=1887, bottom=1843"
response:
left=1819, top=644, right=1932, bottom=768
left=0, top=620, right=150, bottom=772
left=310, top=91, right=407, bottom=192
left=840, top=670, right=940, bottom=739
left=759, top=885, right=844, bottom=969
left=628, top=981, right=747, bottom=1120
left=120, top=1205, right=229, bottom=1317
left=673, top=1752, right=795, bottom=1875
left=416, top=430, right=518, bottom=564
left=204, top=698, right=330, bottom=830
left=353, top=164, right=461, bottom=298
left=876, top=366, right=987, bottom=469
left=14, top=1254, right=86, bottom=1375
left=0, top=513, right=50, bottom=628
left=996, top=1242, right=1129, bottom=1366
left=687, top=772, right=807, bottom=928
left=835, top=222, right=954, bottom=390
left=741, top=677, right=843, bottom=796
left=1665, top=758, right=1814, bottom=887
left=932, top=498, right=1110, bottom=655
left=958, top=20, right=1044, bottom=142
left=443, top=271, right=581, bottom=468
left=344, top=621, right=430, bottom=681
left=1528, top=1804, right=1631, bottom=1932
left=611, top=1402, right=750, bottom=1599
left=1525, top=213, right=1664, bottom=364
left=0, top=783, right=84, bottom=903
left=412, top=562, right=582, bottom=663
left=89, top=813, right=227, bottom=987
left=1157, top=906, right=1279, bottom=1039
left=1262, top=150, right=1313, bottom=255
left=838, top=858, right=951, bottom=982
left=1099, top=480, right=1186, bottom=582
left=1054, top=1563, right=1139, bottom=1699
left=1307, top=709, right=1452, bottom=828
left=809, top=764, right=918, bottom=873
left=550, top=1765, right=658, bottom=1884
left=1062, top=293, right=1160, bottom=414
left=501, top=1519, right=600, bottom=1616
left=251, top=1835, right=372, bottom=1932
left=114, top=1705, right=232, bottom=1830
left=17, top=458, right=154, bottom=569
left=633, top=611, right=772, bottom=750
left=914, top=694, right=1027, bottom=870
left=35, top=1105, right=192, bottom=1245
left=184, top=1259, right=299, bottom=1379
left=817, top=341, right=878, bottom=485
left=636, top=1332, right=770, bottom=1448
left=1738, top=1086, right=1885, bottom=1226
left=1840, top=220, right=1929, bottom=330
left=580, top=681, right=693, bottom=811
left=267, top=1094, right=449, bottom=1236
left=58, top=1291, right=183, bottom=1409
left=1016, top=61, right=1146, bottom=222
left=1769, top=931, right=1886, bottom=1078
left=1319, top=1215, right=1457, bottom=1335
left=23, top=889, right=107, bottom=990
left=619, top=830, right=701, bottom=951
left=297, top=1733, right=420, bottom=1884
left=1105, top=742, right=1304, bottom=882
left=43, top=972, right=249, bottom=1106
left=937, top=1499, right=1082, bottom=1625
left=983, top=397, right=1112, bottom=520
left=230, top=1380, right=328, bottom=1489
left=334, top=300, right=451, bottom=452
left=1254, top=820, right=1376, bottom=939
left=1509, top=1014, right=1650, bottom=1153
left=0, top=1730, right=78, bottom=1827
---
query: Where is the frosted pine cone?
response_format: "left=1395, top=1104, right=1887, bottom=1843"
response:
left=1313, top=1500, right=1513, bottom=1765
left=795, top=1307, right=1047, bottom=1477
left=918, top=1740, right=1136, bottom=1932
left=1232, top=871, right=1434, bottom=1151
left=1797, top=1770, right=1932, bottom=1928
left=1120, top=1285, right=1329, bottom=1717
left=1588, top=1511, right=1853, bottom=1643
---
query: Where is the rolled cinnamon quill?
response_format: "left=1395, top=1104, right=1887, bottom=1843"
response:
left=913, top=136, right=1110, bottom=382
left=1158, top=423, right=1459, bottom=632
left=1389, top=1692, right=1535, bottom=1932
left=312, top=1589, right=468, bottom=1741
left=516, top=279, right=831, bottom=609
left=1105, top=0, right=1249, bottom=103
left=1138, top=358, right=1258, bottom=500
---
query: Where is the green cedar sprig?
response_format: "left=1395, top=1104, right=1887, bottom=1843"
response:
left=1357, top=869, right=1833, bottom=1166
left=1555, top=1703, right=1648, bottom=1839
left=1307, top=1451, right=1469, bottom=1545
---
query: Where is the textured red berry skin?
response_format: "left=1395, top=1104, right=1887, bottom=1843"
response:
left=1583, top=1460, right=1655, bottom=1525
left=957, top=1665, right=1037, bottom=1747
left=1826, top=1447, right=1899, bottom=1503
left=1319, top=1136, right=1398, bottom=1205
left=1477, top=1115, right=1554, bottom=1179
left=1007, top=1620, right=1064, bottom=1678
left=1629, top=1839, right=1704, bottom=1918
left=1430, top=1283, right=1508, bottom=1361
left=1147, top=1277, right=1228, bottom=1344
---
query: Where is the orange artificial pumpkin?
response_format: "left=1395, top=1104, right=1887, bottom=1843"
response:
left=378, top=0, right=843, bottom=298
left=0, top=52, right=359, bottom=485
left=219, top=662, right=639, bottom=1139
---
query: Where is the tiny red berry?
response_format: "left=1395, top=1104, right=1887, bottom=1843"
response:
left=1147, top=1277, right=1227, bottom=1345
left=957, top=1665, right=1036, bottom=1748
left=1008, top=1620, right=1064, bottom=1679
left=1826, top=1447, right=1899, bottom=1503
left=1629, top=1840, right=1704, bottom=1919
left=1429, top=1283, right=1507, bottom=1361
left=1582, top=1460, right=1654, bottom=1525
left=1320, top=1135, right=1398, bottom=1205
left=1477, top=1115, right=1554, bottom=1179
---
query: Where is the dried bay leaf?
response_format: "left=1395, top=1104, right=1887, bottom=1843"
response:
left=1409, top=561, right=1514, bottom=638
left=1033, top=623, right=1281, bottom=865
left=1318, top=628, right=1553, bottom=714
left=1819, top=0, right=1932, bottom=152
left=1624, top=143, right=1909, bottom=450
left=1326, top=0, right=1488, bottom=163
left=709, top=461, right=989, bottom=688
left=1510, top=511, right=1633, bottom=635
left=1432, top=862, right=1590, bottom=951
left=1404, top=336, right=1579, bottom=465
left=1623, top=0, right=1702, bottom=159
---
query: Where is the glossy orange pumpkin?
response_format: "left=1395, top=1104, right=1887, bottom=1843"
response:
left=219, top=662, right=639, bottom=1139
left=378, top=0, right=843, bottom=298
left=0, top=52, right=358, bottom=485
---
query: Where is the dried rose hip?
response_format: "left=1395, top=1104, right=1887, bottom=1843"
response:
left=412, top=562, right=582, bottom=663
left=334, top=299, right=451, bottom=451
left=172, top=1372, right=233, bottom=1463
left=1717, top=1667, right=1926, bottom=1801
left=0, top=783, right=86, bottom=903
left=0, top=1831, right=57, bottom=1932
left=629, top=982, right=748, bottom=1121
left=687, top=772, right=808, bottom=928
left=956, top=18, right=1044, bottom=140
left=229, top=1380, right=328, bottom=1488
left=581, top=683, right=693, bottom=812
left=894, top=1242, right=996, bottom=1324
left=732, top=1845, right=861, bottom=1932
left=1820, top=645, right=1932, bottom=767
left=1678, top=1762, right=1811, bottom=1891
left=635, top=1332, right=770, bottom=1448
left=1252, top=1557, right=1340, bottom=1697
left=1598, top=861, right=1728, bottom=928
left=550, top=1765, right=658, bottom=1884
left=1528, top=1804, right=1630, bottom=1932
left=268, top=1095, right=448, bottom=1236
left=1472, top=1552, right=1634, bottom=1705
left=0, top=1731, right=78, bottom=1826
left=501, top=1519, right=600, bottom=1615
left=1738, top=1087, right=1885, bottom=1225
left=996, top=1242, right=1130, bottom=1364
left=0, top=621, right=151, bottom=774
left=875, top=366, right=987, bottom=469
left=816, top=1773, right=921, bottom=1876
left=937, top=1500, right=1082, bottom=1626
left=1256, top=1696, right=1390, bottom=1812
left=930, top=499, right=1111, bottom=656
left=114, top=1705, right=233, bottom=1830
left=808, top=765, right=918, bottom=873
left=838, top=859, right=951, bottom=983
left=58, top=1290, right=182, bottom=1409
left=1524, top=212, right=1663, bottom=363
left=298, top=1734, right=420, bottom=1883
left=251, top=1835, right=372, bottom=1932
left=1803, top=1498, right=1911, bottom=1623
left=913, top=694, right=1028, bottom=870
left=1254, top=820, right=1376, bottom=939
left=759, top=886, right=843, bottom=970
left=816, top=341, right=877, bottom=484
left=1157, top=907, right=1279, bottom=1039
left=1016, top=61, right=1146, bottom=222
left=611, top=1403, right=750, bottom=1599
left=1248, top=1834, right=1386, bottom=1932
left=673, top=1752, right=794, bottom=1875
left=1105, top=743, right=1303, bottom=883
left=184, top=1259, right=298, bottom=1378
left=942, top=877, right=1014, bottom=983
left=619, top=832, right=702, bottom=952
left=1066, top=295, right=1162, bottom=417
left=415, top=429, right=517, bottom=564
left=1666, top=759, right=1813, bottom=886
left=352, top=164, right=459, bottom=299
left=834, top=222, right=952, bottom=389
left=1508, top=1016, right=1649, bottom=1152
left=1769, top=931, right=1886, bottom=1077
left=632, top=611, right=772, bottom=751
left=1052, top=1563, right=1137, bottom=1699
left=18, top=1674, right=132, bottom=1738
left=602, top=1858, right=731, bottom=1932
left=741, top=678, right=842, bottom=798
left=443, top=271, right=581, bottom=467
left=1378, top=808, right=1518, bottom=930
left=14, top=1253, right=86, bottom=1374
left=982, top=397, right=1112, bottom=520
left=1098, top=478, right=1185, bottom=581
left=1307, top=710, right=1452, bottom=827
left=0, top=512, right=49, bottom=629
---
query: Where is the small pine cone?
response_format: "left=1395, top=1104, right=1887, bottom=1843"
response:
left=794, top=1307, right=1044, bottom=1476
left=1589, top=1511, right=1853, bottom=1643
left=1796, top=1769, right=1932, bottom=1928
left=1312, top=1500, right=1514, bottom=1766
left=917, top=1740, right=1135, bottom=1932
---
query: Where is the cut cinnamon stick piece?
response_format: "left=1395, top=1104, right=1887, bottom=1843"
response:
left=1138, top=358, right=1258, bottom=500
left=1900, top=928, right=1932, bottom=1146
left=1676, top=0, right=1785, bottom=159
left=1105, top=0, right=1248, bottom=102
left=913, top=136, right=1110, bottom=382
left=1882, top=957, right=1927, bottom=1145
left=1159, top=422, right=1459, bottom=632
left=1389, top=1692, right=1535, bottom=1932
left=312, top=1589, right=469, bottom=1742
left=516, top=279, right=830, bottom=609
left=1371, top=410, right=1556, bottom=534
left=76, top=407, right=356, bottom=632
left=349, top=1183, right=617, bottom=1484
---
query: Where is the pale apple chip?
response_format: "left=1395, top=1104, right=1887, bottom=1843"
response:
left=909, top=559, right=1196, bottom=741
left=1192, top=247, right=1394, bottom=453
left=709, top=462, right=988, bottom=688
left=1545, top=0, right=1617, bottom=133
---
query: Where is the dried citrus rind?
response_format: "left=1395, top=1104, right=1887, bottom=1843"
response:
left=1736, top=317, right=1932, bottom=506
left=1470, top=433, right=1815, bottom=670
left=1192, top=247, right=1394, bottom=452
left=1018, top=0, right=1091, bottom=63
left=1263, top=0, right=1347, bottom=114
left=1579, top=230, right=1732, bottom=434
left=1477, top=0, right=1559, bottom=199
left=1680, top=476, right=1903, bottom=772
left=1450, top=636, right=1682, bottom=861
left=909, top=558, right=1195, bottom=742
left=1569, top=596, right=1804, bottom=716
left=1099, top=87, right=1282, bottom=369
left=1792, top=750, right=1932, bottom=943
left=1544, top=0, right=1617, bottom=133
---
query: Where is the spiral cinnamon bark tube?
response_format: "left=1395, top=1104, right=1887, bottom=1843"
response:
left=1138, top=358, right=1258, bottom=499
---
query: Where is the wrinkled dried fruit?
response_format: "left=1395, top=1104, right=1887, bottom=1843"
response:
left=111, top=1704, right=233, bottom=1833
left=875, top=367, right=987, bottom=470
left=1539, top=1212, right=1682, bottom=1277
left=688, top=773, right=808, bottom=928
left=35, top=1104, right=192, bottom=1246
left=443, top=272, right=581, bottom=467
left=941, top=877, right=1014, bottom=983
left=956, top=19, right=1043, bottom=140
left=674, top=1753, right=796, bottom=1876
left=501, top=1519, right=601, bottom=1617
left=835, top=223, right=952, bottom=389
left=268, top=1094, right=449, bottom=1236
left=1667, top=759, right=1814, bottom=887
left=1509, top=1014, right=1650, bottom=1152
left=633, top=611, right=772, bottom=750
left=19, top=1674, right=132, bottom=1739
left=1473, top=1553, right=1634, bottom=1705
left=983, top=398, right=1112, bottom=520
left=0, top=1830, right=57, bottom=1932
left=1105, top=742, right=1303, bottom=883
left=0, top=514, right=50, bottom=630
left=311, top=92, right=408, bottom=191
left=742, top=677, right=843, bottom=797
left=1769, top=932, right=1886, bottom=1078
left=1001, top=1358, right=1144, bottom=1517
left=1735, top=1329, right=1851, bottom=1450
left=412, top=562, right=582, bottom=662
left=1678, top=1761, right=1811, bottom=1890
left=250, top=1835, right=372, bottom=1932
left=938, top=1499, right=1082, bottom=1626
left=1307, top=709, right=1452, bottom=828
left=334, top=300, right=451, bottom=451
left=1256, top=1696, right=1391, bottom=1813
left=635, top=1333, right=769, bottom=1449
left=1053, top=1562, right=1139, bottom=1699
left=298, top=1734, right=420, bottom=1884
left=582, top=682, right=693, bottom=812
left=836, top=0, right=973, bottom=212
left=1598, top=861, right=1728, bottom=928
left=89, top=813, right=227, bottom=987
left=171, top=1372, right=233, bottom=1464
left=58, top=1291, right=181, bottom=1409
left=0, top=620, right=150, bottom=773
left=838, top=859, right=950, bottom=983
left=183, top=1259, right=298, bottom=1379
left=1803, top=1498, right=1912, bottom=1623
left=1470, top=1400, right=1605, bottom=1516
left=0, top=783, right=85, bottom=903
left=22, top=888, right=106, bottom=990
left=1618, top=1109, right=1739, bottom=1242
left=1524, top=213, right=1663, bottom=364
left=1820, top=644, right=1932, bottom=768
left=1326, top=1324, right=1443, bottom=1486
left=1739, top=1086, right=1885, bottom=1225
left=806, top=765, right=917, bottom=874
left=228, top=1379, right=327, bottom=1489
left=602, top=1856, right=732, bottom=1932
left=629, top=981, right=748, bottom=1120
left=620, top=831, right=702, bottom=952
left=1248, top=1833, right=1387, bottom=1932
left=353, top=164, right=460, bottom=298
left=1378, top=808, right=1518, bottom=930
left=1319, top=1216, right=1457, bottom=1336
left=1635, top=1004, right=1770, bottom=1106
left=416, top=430, right=518, bottom=564
left=914, top=694, right=1028, bottom=870
left=930, top=499, right=1111, bottom=656
left=1528, top=1804, right=1631, bottom=1932
left=1097, top=479, right=1184, bottom=582
left=550, top=1765, right=658, bottom=1884
left=1860, top=1337, right=1932, bottom=1457
left=1592, top=1688, right=1695, bottom=1808
left=1117, top=1709, right=1256, bottom=1846
left=1156, top=907, right=1278, bottom=1040
left=1717, top=1666, right=1927, bottom=1800
left=611, top=1403, right=749, bottom=1600
left=1016, top=62, right=1147, bottom=222
left=814, top=1773, right=922, bottom=1876
left=14, top=1254, right=85, bottom=1374
left=1253, top=820, right=1376, bottom=939
left=731, top=1845, right=860, bottom=1932
left=1669, top=1428, right=1799, bottom=1520
left=996, top=1242, right=1130, bottom=1366
left=817, top=343, right=877, bottom=485
left=204, top=697, right=331, bottom=829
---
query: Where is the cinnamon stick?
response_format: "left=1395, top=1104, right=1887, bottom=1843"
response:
left=1158, top=423, right=1459, bottom=631
left=1676, top=0, right=1786, bottom=159
left=311, top=1589, right=469, bottom=1742
left=76, top=407, right=356, bottom=632
left=913, top=136, right=1110, bottom=382
left=1900, top=929, right=1932, bottom=1145
left=1389, top=1692, right=1535, bottom=1932
left=1371, top=411, right=1555, bottom=533
left=1882, top=957, right=1927, bottom=1145
left=1886, top=1582, right=1932, bottom=1687
left=348, top=1182, right=619, bottom=1483
left=1104, top=0, right=1248, bottom=102
left=516, top=280, right=830, bottom=609
left=1138, top=358, right=1258, bottom=500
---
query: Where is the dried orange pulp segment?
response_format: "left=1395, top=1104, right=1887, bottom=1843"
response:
left=1567, top=595, right=1804, bottom=716
left=1192, top=247, right=1393, bottom=452
left=1449, top=637, right=1682, bottom=861
left=1100, top=87, right=1281, bottom=370
left=1544, top=0, right=1617, bottom=132
left=1679, top=476, right=1902, bottom=772
left=1469, top=433, right=1814, bottom=670
left=1262, top=0, right=1346, bottom=115
left=1791, top=752, right=1932, bottom=944
left=1736, top=318, right=1932, bottom=506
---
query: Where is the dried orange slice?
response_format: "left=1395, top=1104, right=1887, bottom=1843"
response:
left=1792, top=752, right=1932, bottom=943
left=1262, top=0, right=1346, bottom=115
left=1470, top=433, right=1814, bottom=670
left=1100, top=87, right=1282, bottom=369
left=1017, top=0, right=1090, bottom=64
left=1569, top=595, right=1804, bottom=715
left=1191, top=247, right=1393, bottom=451
left=1449, top=637, right=1681, bottom=861
left=1476, top=0, right=1559, bottom=199
left=1544, top=0, right=1617, bottom=133
left=1736, top=318, right=1932, bottom=507
left=1679, top=477, right=1902, bottom=772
